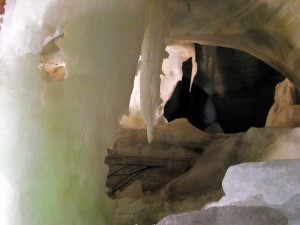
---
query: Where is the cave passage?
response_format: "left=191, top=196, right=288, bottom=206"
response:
left=164, top=44, right=285, bottom=133
left=164, top=57, right=217, bottom=131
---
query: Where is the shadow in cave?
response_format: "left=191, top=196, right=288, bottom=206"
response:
left=164, top=57, right=217, bottom=131
left=164, top=44, right=285, bottom=133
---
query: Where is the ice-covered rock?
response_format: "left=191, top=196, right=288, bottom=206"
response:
left=158, top=205, right=288, bottom=225
left=219, top=159, right=300, bottom=206
left=158, top=160, right=300, bottom=225
left=216, top=160, right=300, bottom=225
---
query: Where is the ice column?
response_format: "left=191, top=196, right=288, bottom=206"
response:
left=0, top=0, right=146, bottom=224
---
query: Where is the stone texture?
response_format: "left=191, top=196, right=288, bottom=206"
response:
left=168, top=0, right=300, bottom=89
left=266, top=78, right=300, bottom=127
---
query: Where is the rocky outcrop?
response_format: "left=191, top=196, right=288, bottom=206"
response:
left=266, top=78, right=300, bottom=127
left=167, top=0, right=300, bottom=90
left=106, top=119, right=300, bottom=200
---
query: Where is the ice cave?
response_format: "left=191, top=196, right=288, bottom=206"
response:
left=0, top=0, right=300, bottom=225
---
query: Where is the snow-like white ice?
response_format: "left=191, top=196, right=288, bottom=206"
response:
left=216, top=160, right=300, bottom=225
left=158, top=205, right=288, bottom=225
left=158, top=160, right=300, bottom=225
left=219, top=159, right=300, bottom=205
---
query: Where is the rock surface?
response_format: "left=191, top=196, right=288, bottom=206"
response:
left=168, top=0, right=300, bottom=89
left=266, top=78, right=300, bottom=127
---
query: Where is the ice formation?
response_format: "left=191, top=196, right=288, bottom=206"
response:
left=139, top=0, right=168, bottom=142
left=1, top=0, right=300, bottom=224
left=220, top=160, right=300, bottom=205
left=158, top=160, right=300, bottom=225
left=129, top=44, right=196, bottom=125
left=0, top=0, right=148, bottom=224
left=158, top=205, right=288, bottom=225
left=215, top=160, right=300, bottom=224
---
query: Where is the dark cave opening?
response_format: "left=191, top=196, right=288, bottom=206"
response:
left=164, top=43, right=285, bottom=133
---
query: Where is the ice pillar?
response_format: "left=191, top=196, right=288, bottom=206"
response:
left=0, top=0, right=146, bottom=224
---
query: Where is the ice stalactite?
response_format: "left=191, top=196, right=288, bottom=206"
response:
left=140, top=0, right=168, bottom=142
left=128, top=44, right=196, bottom=129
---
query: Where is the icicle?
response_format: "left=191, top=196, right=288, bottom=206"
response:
left=140, top=0, right=168, bottom=142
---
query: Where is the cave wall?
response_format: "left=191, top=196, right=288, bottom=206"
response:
left=0, top=1, right=300, bottom=225
left=167, top=0, right=300, bottom=89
